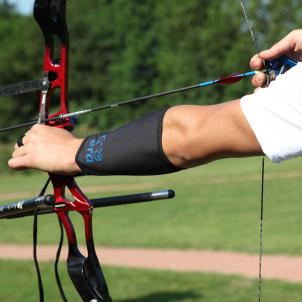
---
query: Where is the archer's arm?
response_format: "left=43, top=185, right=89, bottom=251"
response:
left=75, top=102, right=262, bottom=175
left=8, top=100, right=262, bottom=175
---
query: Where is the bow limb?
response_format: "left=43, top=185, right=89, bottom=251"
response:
left=34, top=0, right=71, bottom=128
left=51, top=175, right=112, bottom=301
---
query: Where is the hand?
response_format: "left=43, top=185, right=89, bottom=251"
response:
left=250, top=29, right=302, bottom=88
left=8, top=124, right=83, bottom=175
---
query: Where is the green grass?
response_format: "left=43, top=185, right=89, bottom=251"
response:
left=0, top=157, right=302, bottom=301
left=0, top=260, right=301, bottom=302
left=0, top=157, right=302, bottom=254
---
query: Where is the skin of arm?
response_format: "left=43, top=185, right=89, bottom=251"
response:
left=162, top=101, right=262, bottom=168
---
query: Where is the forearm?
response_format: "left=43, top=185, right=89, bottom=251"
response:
left=76, top=101, right=263, bottom=175
left=76, top=108, right=181, bottom=175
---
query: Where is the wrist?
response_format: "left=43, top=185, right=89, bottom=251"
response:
left=66, top=138, right=84, bottom=175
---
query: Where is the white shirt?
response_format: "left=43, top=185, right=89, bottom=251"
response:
left=240, top=62, right=302, bottom=163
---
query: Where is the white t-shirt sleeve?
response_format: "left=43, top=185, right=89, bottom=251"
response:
left=240, top=62, right=302, bottom=163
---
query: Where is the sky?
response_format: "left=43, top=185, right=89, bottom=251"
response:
left=11, top=0, right=35, bottom=15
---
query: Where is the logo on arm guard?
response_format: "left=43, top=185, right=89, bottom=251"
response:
left=85, top=135, right=106, bottom=163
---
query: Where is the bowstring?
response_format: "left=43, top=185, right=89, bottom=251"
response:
left=239, top=1, right=265, bottom=301
left=258, top=158, right=265, bottom=302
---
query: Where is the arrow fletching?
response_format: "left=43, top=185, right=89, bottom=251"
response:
left=217, top=71, right=257, bottom=85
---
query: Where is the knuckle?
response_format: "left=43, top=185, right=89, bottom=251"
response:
left=31, top=123, right=45, bottom=133
left=24, top=154, right=34, bottom=167
left=31, top=124, right=40, bottom=130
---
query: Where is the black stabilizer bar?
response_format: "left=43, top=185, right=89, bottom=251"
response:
left=0, top=190, right=175, bottom=219
left=91, top=190, right=175, bottom=208
left=0, top=195, right=55, bottom=219
left=0, top=78, right=49, bottom=97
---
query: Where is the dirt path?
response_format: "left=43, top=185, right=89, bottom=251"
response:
left=0, top=244, right=302, bottom=283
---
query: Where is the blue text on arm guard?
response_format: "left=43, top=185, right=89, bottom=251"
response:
left=85, top=135, right=106, bottom=163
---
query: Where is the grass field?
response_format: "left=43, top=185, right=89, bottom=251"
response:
left=0, top=156, right=302, bottom=254
left=0, top=156, right=302, bottom=301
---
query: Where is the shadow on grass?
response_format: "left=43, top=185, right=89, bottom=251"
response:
left=118, top=290, right=202, bottom=302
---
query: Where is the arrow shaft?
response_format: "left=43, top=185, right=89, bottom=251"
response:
left=59, top=70, right=257, bottom=119
left=0, top=70, right=257, bottom=133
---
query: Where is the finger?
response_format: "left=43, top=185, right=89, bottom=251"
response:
left=17, top=135, right=26, bottom=147
left=8, top=156, right=28, bottom=170
left=252, top=72, right=267, bottom=88
left=14, top=128, right=33, bottom=148
left=31, top=123, right=52, bottom=134
left=259, top=32, right=295, bottom=61
left=250, top=54, right=264, bottom=70
left=11, top=145, right=27, bottom=158
left=21, top=131, right=37, bottom=145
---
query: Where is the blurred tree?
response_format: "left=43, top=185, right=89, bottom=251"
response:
left=0, top=0, right=15, bottom=17
left=0, top=0, right=300, bottom=145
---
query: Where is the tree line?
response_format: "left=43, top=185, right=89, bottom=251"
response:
left=0, top=0, right=299, bottom=145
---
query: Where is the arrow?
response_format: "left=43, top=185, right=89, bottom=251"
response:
left=0, top=70, right=257, bottom=133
